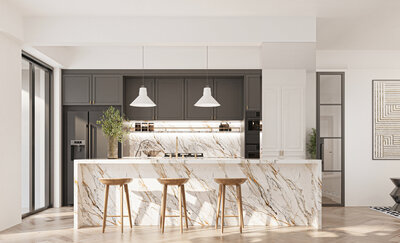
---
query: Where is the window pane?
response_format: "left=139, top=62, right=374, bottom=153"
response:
left=323, top=139, right=342, bottom=171
left=34, top=66, right=47, bottom=210
left=21, top=59, right=31, bottom=214
left=320, top=105, right=341, bottom=137
left=320, top=75, right=341, bottom=104
left=322, top=172, right=342, bottom=205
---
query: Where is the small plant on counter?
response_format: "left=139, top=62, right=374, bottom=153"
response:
left=307, top=128, right=317, bottom=159
left=96, top=106, right=127, bottom=159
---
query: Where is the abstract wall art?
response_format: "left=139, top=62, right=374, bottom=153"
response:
left=373, top=80, right=400, bottom=159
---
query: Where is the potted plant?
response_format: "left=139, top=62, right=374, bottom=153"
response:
left=307, top=128, right=317, bottom=159
left=96, top=106, right=127, bottom=159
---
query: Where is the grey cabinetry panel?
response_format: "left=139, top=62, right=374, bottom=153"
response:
left=185, top=78, right=214, bottom=120
left=92, top=75, right=123, bottom=105
left=88, top=111, right=108, bottom=159
left=156, top=77, right=184, bottom=120
left=124, top=77, right=155, bottom=120
left=214, top=77, right=244, bottom=120
left=63, top=75, right=91, bottom=105
left=245, top=75, right=262, bottom=111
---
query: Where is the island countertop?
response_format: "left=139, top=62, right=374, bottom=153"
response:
left=75, top=157, right=321, bottom=165
left=74, top=158, right=321, bottom=229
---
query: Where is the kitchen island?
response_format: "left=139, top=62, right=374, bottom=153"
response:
left=74, top=158, right=321, bottom=229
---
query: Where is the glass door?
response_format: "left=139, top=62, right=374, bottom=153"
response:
left=21, top=55, right=52, bottom=217
left=317, top=72, right=345, bottom=206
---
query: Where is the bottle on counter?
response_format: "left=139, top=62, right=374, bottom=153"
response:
left=135, top=123, right=141, bottom=131
left=149, top=123, right=154, bottom=132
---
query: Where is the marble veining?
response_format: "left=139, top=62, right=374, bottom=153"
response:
left=74, top=159, right=321, bottom=229
left=123, top=133, right=242, bottom=158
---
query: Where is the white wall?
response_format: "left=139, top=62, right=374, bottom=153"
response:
left=317, top=50, right=400, bottom=206
left=0, top=33, right=22, bottom=231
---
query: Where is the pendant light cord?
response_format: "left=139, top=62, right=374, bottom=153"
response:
left=142, top=46, right=145, bottom=87
left=206, top=46, right=209, bottom=87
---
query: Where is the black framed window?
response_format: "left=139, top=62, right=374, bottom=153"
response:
left=21, top=54, right=52, bottom=217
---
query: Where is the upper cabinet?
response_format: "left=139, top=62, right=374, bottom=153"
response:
left=156, top=77, right=185, bottom=120
left=92, top=75, right=123, bottom=105
left=63, top=74, right=123, bottom=106
left=124, top=77, right=155, bottom=120
left=214, top=77, right=244, bottom=120
left=63, top=75, right=91, bottom=105
left=245, top=75, right=262, bottom=111
left=185, top=78, right=214, bottom=120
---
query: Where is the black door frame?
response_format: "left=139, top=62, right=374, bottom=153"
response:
left=316, top=72, right=345, bottom=207
left=22, top=53, right=53, bottom=218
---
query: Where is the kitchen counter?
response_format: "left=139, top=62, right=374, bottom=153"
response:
left=74, top=158, right=321, bottom=229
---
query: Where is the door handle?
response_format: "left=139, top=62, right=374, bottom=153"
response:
left=88, top=124, right=92, bottom=159
left=320, top=142, right=324, bottom=171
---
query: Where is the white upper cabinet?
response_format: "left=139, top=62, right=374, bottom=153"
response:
left=262, top=70, right=306, bottom=159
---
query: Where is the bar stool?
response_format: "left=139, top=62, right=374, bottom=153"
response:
left=157, top=178, right=189, bottom=233
left=214, top=178, right=247, bottom=233
left=99, top=178, right=133, bottom=233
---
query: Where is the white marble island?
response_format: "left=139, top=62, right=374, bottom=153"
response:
left=74, top=158, right=321, bottom=229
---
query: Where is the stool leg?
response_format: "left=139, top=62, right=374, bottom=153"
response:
left=181, top=185, right=189, bottom=229
left=160, top=187, right=164, bottom=229
left=221, top=185, right=226, bottom=234
left=124, top=184, right=133, bottom=228
left=237, top=185, right=244, bottom=230
left=120, top=185, right=124, bottom=233
left=215, top=184, right=222, bottom=230
left=161, top=185, right=167, bottom=233
left=179, top=185, right=183, bottom=233
left=102, top=185, right=109, bottom=233
left=236, top=185, right=242, bottom=233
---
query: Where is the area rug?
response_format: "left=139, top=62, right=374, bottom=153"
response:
left=370, top=206, right=400, bottom=219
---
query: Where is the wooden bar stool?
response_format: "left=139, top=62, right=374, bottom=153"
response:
left=214, top=178, right=247, bottom=233
left=157, top=178, right=189, bottom=233
left=99, top=178, right=133, bottom=233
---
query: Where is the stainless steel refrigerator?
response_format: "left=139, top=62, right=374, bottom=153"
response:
left=63, top=107, right=119, bottom=205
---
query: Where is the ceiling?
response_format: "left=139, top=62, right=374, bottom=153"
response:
left=8, top=0, right=400, bottom=50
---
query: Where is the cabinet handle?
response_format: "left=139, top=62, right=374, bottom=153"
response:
left=246, top=105, right=249, bottom=110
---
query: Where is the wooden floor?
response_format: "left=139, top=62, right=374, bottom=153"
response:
left=1, top=207, right=400, bottom=242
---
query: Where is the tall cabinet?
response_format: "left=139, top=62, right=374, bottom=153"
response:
left=262, top=70, right=306, bottom=158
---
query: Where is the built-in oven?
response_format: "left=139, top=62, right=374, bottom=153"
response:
left=245, top=111, right=261, bottom=158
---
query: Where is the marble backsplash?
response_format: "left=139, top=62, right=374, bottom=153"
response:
left=123, top=132, right=242, bottom=158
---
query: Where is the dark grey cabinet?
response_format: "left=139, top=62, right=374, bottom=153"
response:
left=156, top=77, right=184, bottom=120
left=63, top=74, right=122, bottom=106
left=245, top=75, right=262, bottom=111
left=92, top=75, right=123, bottom=105
left=63, top=75, right=91, bottom=105
left=124, top=77, right=155, bottom=120
left=185, top=78, right=214, bottom=120
left=214, top=77, right=244, bottom=120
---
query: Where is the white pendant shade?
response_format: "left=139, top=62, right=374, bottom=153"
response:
left=194, top=87, right=220, bottom=107
left=130, top=87, right=156, bottom=107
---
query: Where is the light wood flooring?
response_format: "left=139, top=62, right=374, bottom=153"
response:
left=1, top=207, right=400, bottom=242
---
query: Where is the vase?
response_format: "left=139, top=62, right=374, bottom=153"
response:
left=107, top=137, right=118, bottom=159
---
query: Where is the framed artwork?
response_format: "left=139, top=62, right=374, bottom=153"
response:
left=373, top=80, right=400, bottom=159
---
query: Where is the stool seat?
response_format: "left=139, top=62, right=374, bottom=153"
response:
left=214, top=178, right=247, bottom=185
left=157, top=178, right=189, bottom=186
left=99, top=178, right=132, bottom=185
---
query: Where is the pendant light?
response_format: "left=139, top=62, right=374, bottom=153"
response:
left=194, top=46, right=220, bottom=107
left=130, top=46, right=156, bottom=107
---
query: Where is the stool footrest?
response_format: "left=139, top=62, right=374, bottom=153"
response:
left=218, top=215, right=239, bottom=218
left=106, top=215, right=129, bottom=217
left=165, top=215, right=187, bottom=218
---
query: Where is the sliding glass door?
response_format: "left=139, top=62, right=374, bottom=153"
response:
left=317, top=72, right=345, bottom=206
left=21, top=55, right=52, bottom=217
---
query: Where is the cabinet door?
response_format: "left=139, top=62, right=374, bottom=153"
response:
left=63, top=75, right=91, bottom=105
left=245, top=75, right=261, bottom=111
left=124, top=77, right=155, bottom=120
left=185, top=78, right=214, bottom=120
left=214, top=77, right=244, bottom=120
left=92, top=75, right=123, bottom=105
left=156, top=77, right=185, bottom=120
left=262, top=87, right=281, bottom=157
left=89, top=111, right=109, bottom=159
left=281, top=87, right=305, bottom=157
